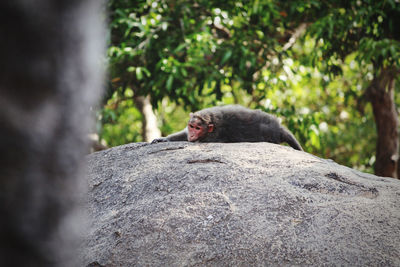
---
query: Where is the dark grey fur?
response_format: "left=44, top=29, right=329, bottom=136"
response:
left=152, top=105, right=303, bottom=151
left=0, top=1, right=104, bottom=266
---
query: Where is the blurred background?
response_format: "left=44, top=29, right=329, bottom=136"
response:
left=95, top=0, right=400, bottom=178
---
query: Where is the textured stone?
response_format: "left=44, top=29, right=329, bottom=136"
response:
left=82, top=142, right=400, bottom=266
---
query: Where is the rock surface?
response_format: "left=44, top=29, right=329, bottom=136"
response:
left=82, top=142, right=400, bottom=266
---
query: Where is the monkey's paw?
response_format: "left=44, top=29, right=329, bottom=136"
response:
left=151, top=138, right=168, bottom=144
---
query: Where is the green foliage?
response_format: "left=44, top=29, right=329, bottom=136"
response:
left=107, top=0, right=292, bottom=107
left=264, top=51, right=377, bottom=173
left=302, top=0, right=400, bottom=72
left=100, top=90, right=143, bottom=146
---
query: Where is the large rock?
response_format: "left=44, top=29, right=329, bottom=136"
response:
left=82, top=142, right=400, bottom=266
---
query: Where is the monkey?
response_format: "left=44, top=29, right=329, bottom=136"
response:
left=152, top=105, right=303, bottom=151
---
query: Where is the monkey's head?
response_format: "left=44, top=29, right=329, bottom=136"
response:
left=187, top=113, right=214, bottom=142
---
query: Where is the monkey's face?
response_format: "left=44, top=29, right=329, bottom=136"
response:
left=187, top=118, right=207, bottom=142
left=187, top=118, right=213, bottom=142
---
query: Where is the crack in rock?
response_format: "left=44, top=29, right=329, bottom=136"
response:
left=187, top=159, right=225, bottom=164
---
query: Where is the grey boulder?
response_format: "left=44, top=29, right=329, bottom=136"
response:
left=82, top=142, right=400, bottom=266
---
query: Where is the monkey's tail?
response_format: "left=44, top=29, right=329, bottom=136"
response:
left=281, top=129, right=303, bottom=151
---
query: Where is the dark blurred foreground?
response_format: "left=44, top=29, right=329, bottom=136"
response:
left=0, top=1, right=104, bottom=266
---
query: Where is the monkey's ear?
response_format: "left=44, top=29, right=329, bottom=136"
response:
left=189, top=112, right=194, bottom=118
left=207, top=124, right=214, bottom=133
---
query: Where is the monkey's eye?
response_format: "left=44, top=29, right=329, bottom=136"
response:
left=196, top=127, right=201, bottom=130
left=189, top=124, right=193, bottom=128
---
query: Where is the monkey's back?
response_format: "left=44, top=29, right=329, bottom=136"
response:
left=196, top=105, right=281, bottom=142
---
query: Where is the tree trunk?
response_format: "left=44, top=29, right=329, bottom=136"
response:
left=366, top=67, right=399, bottom=178
left=134, top=95, right=161, bottom=142
left=398, top=156, right=400, bottom=179
left=88, top=133, right=108, bottom=153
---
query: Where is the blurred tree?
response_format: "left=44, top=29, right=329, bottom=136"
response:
left=285, top=0, right=400, bottom=177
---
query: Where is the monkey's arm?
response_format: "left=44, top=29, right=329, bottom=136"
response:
left=151, top=128, right=188, bottom=143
